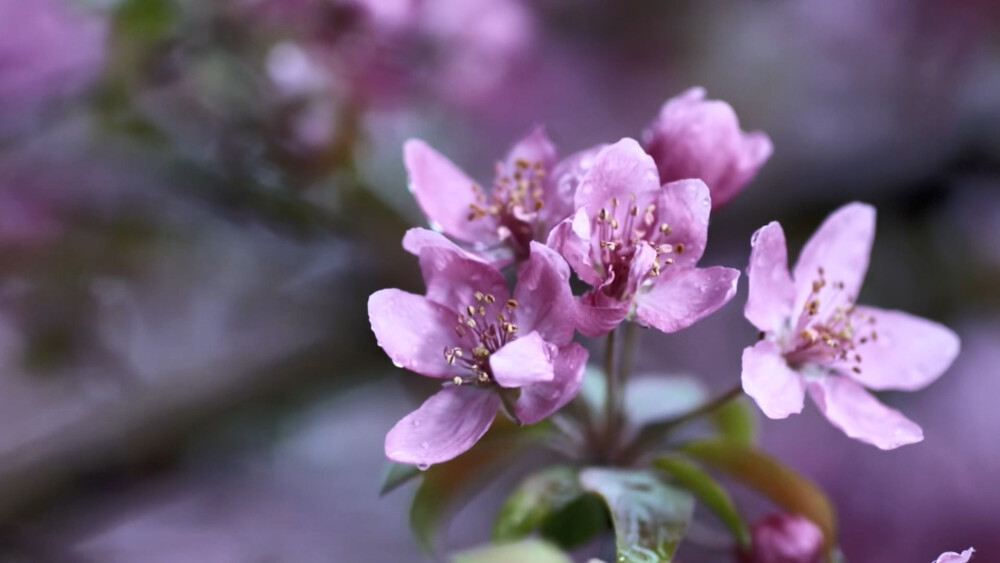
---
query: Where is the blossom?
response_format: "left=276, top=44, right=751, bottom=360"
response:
left=369, top=231, right=586, bottom=467
left=935, top=548, right=975, bottom=563
left=547, top=138, right=739, bottom=336
left=741, top=203, right=960, bottom=449
left=641, top=87, right=772, bottom=209
left=404, top=128, right=594, bottom=261
left=740, top=513, right=823, bottom=563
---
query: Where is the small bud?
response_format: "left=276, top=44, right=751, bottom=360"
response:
left=740, top=513, right=823, bottom=563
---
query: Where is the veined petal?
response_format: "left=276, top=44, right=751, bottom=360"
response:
left=808, top=376, right=923, bottom=450
left=404, top=139, right=497, bottom=245
left=935, top=548, right=975, bottom=563
left=741, top=340, right=805, bottom=419
left=368, top=289, right=460, bottom=378
left=545, top=144, right=605, bottom=226
left=634, top=266, right=739, bottom=333
left=516, top=342, right=588, bottom=424
left=412, top=238, right=510, bottom=310
left=384, top=386, right=499, bottom=467
left=792, top=203, right=875, bottom=314
left=504, top=125, right=557, bottom=173
left=513, top=242, right=577, bottom=345
left=547, top=208, right=603, bottom=287
left=573, top=138, right=660, bottom=211
left=490, top=331, right=556, bottom=388
left=745, top=222, right=796, bottom=332
left=402, top=227, right=483, bottom=260
left=577, top=290, right=629, bottom=337
left=844, top=306, right=960, bottom=392
left=653, top=179, right=712, bottom=267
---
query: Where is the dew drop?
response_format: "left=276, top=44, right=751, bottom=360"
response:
left=420, top=441, right=430, bottom=450
left=411, top=419, right=421, bottom=428
left=417, top=463, right=430, bottom=471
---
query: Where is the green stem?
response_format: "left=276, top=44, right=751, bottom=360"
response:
left=602, top=328, right=618, bottom=459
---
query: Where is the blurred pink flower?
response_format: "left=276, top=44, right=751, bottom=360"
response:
left=935, top=548, right=975, bottom=563
left=0, top=0, right=106, bottom=119
left=641, top=87, right=772, bottom=209
left=741, top=513, right=823, bottom=563
left=547, top=138, right=739, bottom=336
left=742, top=203, right=960, bottom=449
left=369, top=232, right=585, bottom=467
left=404, top=127, right=593, bottom=261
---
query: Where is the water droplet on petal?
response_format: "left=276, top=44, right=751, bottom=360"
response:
left=420, top=441, right=430, bottom=450
left=411, top=419, right=421, bottom=428
left=417, top=463, right=430, bottom=471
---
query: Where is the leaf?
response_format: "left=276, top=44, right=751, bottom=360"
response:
left=539, top=492, right=608, bottom=549
left=711, top=397, right=757, bottom=445
left=652, top=455, right=749, bottom=547
left=624, top=374, right=708, bottom=428
left=114, top=0, right=176, bottom=40
left=451, top=539, right=572, bottom=563
left=580, top=468, right=695, bottom=563
left=493, top=466, right=582, bottom=542
left=681, top=440, right=837, bottom=552
left=379, top=462, right=421, bottom=497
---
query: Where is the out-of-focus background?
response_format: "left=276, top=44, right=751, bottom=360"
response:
left=0, top=0, right=998, bottom=561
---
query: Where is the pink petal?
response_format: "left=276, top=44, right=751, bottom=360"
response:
left=402, top=227, right=482, bottom=260
left=792, top=203, right=875, bottom=315
left=546, top=144, right=605, bottom=226
left=576, top=290, right=629, bottom=337
left=513, top=242, right=577, bottom=345
left=651, top=179, right=712, bottom=268
left=633, top=266, right=739, bottom=333
left=490, top=331, right=556, bottom=388
left=409, top=235, right=510, bottom=310
left=844, top=306, right=960, bottom=391
left=368, top=289, right=460, bottom=378
left=384, top=386, right=499, bottom=467
left=745, top=222, right=796, bottom=332
left=516, top=342, right=588, bottom=424
left=627, top=242, right=658, bottom=292
left=935, top=548, right=975, bottom=563
left=741, top=340, right=805, bottom=419
left=547, top=208, right=603, bottom=287
left=808, top=376, right=923, bottom=450
left=403, top=139, right=497, bottom=245
left=504, top=125, right=557, bottom=173
left=573, top=138, right=661, bottom=211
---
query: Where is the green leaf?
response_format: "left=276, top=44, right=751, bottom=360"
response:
left=580, top=468, right=695, bottom=563
left=451, top=539, right=572, bottom=563
left=681, top=440, right=837, bottom=551
left=493, top=466, right=582, bottom=542
left=711, top=397, right=757, bottom=445
left=539, top=492, right=608, bottom=549
left=114, top=0, right=176, bottom=40
left=379, top=462, right=421, bottom=497
left=652, top=455, right=749, bottom=547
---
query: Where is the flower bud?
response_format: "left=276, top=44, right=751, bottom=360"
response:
left=741, top=513, right=823, bottom=563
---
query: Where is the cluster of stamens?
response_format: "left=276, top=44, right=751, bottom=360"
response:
left=443, top=291, right=520, bottom=386
left=791, top=267, right=878, bottom=374
left=467, top=158, right=547, bottom=223
left=593, top=194, right=682, bottom=291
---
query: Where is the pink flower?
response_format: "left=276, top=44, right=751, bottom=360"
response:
left=935, top=548, right=975, bottom=563
left=742, top=203, right=961, bottom=449
left=369, top=230, right=586, bottom=467
left=404, top=128, right=594, bottom=262
left=741, top=513, right=823, bottom=563
left=547, top=138, right=739, bottom=336
left=641, top=87, right=772, bottom=209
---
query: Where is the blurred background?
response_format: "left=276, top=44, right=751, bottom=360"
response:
left=0, top=0, right=998, bottom=561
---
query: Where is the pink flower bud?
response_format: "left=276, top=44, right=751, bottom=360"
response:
left=742, top=513, right=823, bottom=563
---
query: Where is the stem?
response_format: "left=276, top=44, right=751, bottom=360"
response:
left=617, top=322, right=640, bottom=383
left=601, top=329, right=619, bottom=459
left=620, top=384, right=743, bottom=464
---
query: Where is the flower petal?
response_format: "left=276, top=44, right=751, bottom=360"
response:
left=504, top=125, right=558, bottom=172
left=404, top=139, right=497, bottom=244
left=513, top=242, right=577, bottom=345
left=651, top=179, right=712, bottom=268
left=634, top=266, right=739, bottom=333
left=792, top=202, right=875, bottom=314
left=547, top=208, right=603, bottom=287
left=935, top=548, right=975, bottom=563
left=573, top=138, right=661, bottom=211
left=385, top=386, right=499, bottom=467
left=577, top=289, right=629, bottom=337
left=545, top=144, right=605, bottom=226
left=745, top=221, right=796, bottom=332
left=808, top=375, right=923, bottom=450
left=516, top=342, right=588, bottom=424
left=844, top=306, right=960, bottom=391
left=368, top=289, right=460, bottom=378
left=490, top=331, right=556, bottom=388
left=409, top=235, right=510, bottom=310
left=741, top=340, right=805, bottom=419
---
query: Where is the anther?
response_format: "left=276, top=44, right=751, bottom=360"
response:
left=453, top=376, right=463, bottom=385
left=675, top=243, right=685, bottom=253
left=467, top=305, right=476, bottom=315
left=659, top=223, right=671, bottom=234
left=506, top=299, right=518, bottom=309
left=484, top=294, right=496, bottom=304
left=474, top=291, right=484, bottom=301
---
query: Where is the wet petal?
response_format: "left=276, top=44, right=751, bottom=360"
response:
left=577, top=289, right=629, bottom=337
left=404, top=139, right=497, bottom=244
left=545, top=144, right=605, bottom=226
left=516, top=342, right=588, bottom=424
left=634, top=266, right=739, bottom=333
left=792, top=203, right=875, bottom=314
left=745, top=222, right=796, bottom=332
left=652, top=179, right=712, bottom=267
left=490, top=331, right=556, bottom=388
left=573, top=138, right=661, bottom=211
left=504, top=125, right=558, bottom=173
left=513, top=242, right=577, bottom=345
left=368, top=289, right=460, bottom=378
left=385, top=386, right=499, bottom=467
left=808, top=375, right=923, bottom=450
left=741, top=340, right=805, bottom=419
left=844, top=306, right=960, bottom=391
left=547, top=208, right=603, bottom=287
left=409, top=235, right=510, bottom=310
left=935, top=548, right=975, bottom=563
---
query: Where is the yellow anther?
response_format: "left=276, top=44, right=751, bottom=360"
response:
left=659, top=223, right=671, bottom=234
left=484, top=294, right=496, bottom=303
left=675, top=243, right=685, bottom=253
left=506, top=299, right=518, bottom=309
left=453, top=376, right=463, bottom=385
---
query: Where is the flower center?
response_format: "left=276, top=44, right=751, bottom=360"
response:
left=465, top=158, right=548, bottom=256
left=593, top=194, right=681, bottom=298
left=442, top=291, right=520, bottom=386
left=787, top=267, right=878, bottom=374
